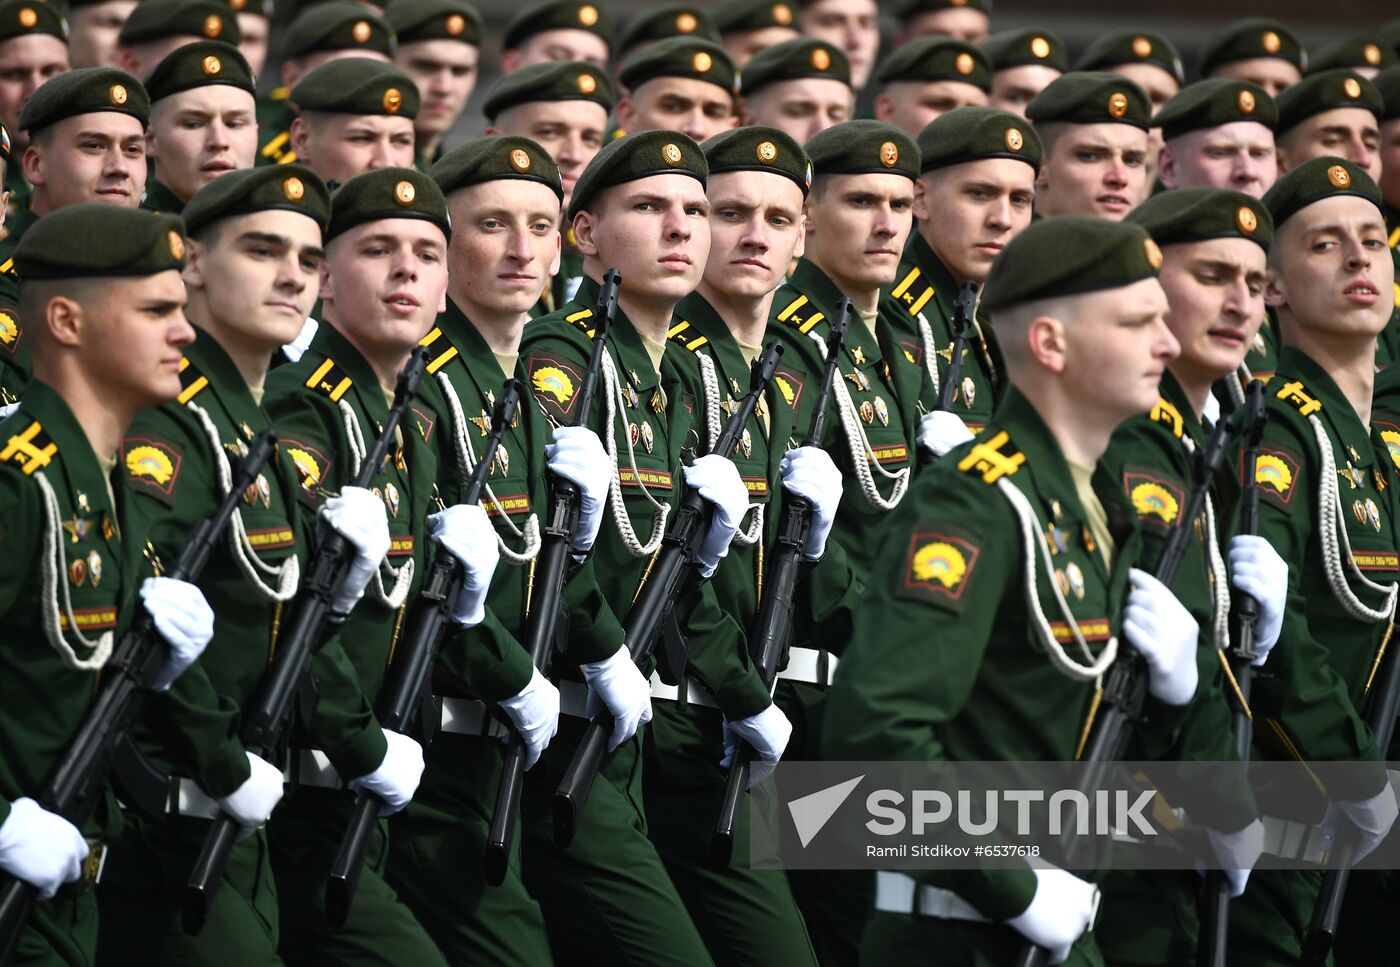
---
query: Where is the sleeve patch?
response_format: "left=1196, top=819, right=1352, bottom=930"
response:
left=410, top=405, right=435, bottom=444
left=1376, top=421, right=1400, bottom=471
left=121, top=435, right=182, bottom=505
left=526, top=351, right=585, bottom=424
left=773, top=367, right=804, bottom=411
left=896, top=529, right=981, bottom=612
left=1250, top=444, right=1301, bottom=513
left=280, top=437, right=331, bottom=505
left=1122, top=468, right=1185, bottom=535
left=0, top=311, right=19, bottom=356
left=898, top=339, right=923, bottom=367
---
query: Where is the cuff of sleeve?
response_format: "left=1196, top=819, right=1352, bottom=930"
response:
left=458, top=628, right=535, bottom=704
left=324, top=723, right=389, bottom=781
left=713, top=671, right=773, bottom=722
left=197, top=741, right=254, bottom=799
left=914, top=867, right=1038, bottom=922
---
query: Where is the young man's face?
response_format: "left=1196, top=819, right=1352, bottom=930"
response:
left=1211, top=58, right=1301, bottom=99
left=1157, top=236, right=1267, bottom=387
left=79, top=268, right=195, bottom=408
left=67, top=0, right=137, bottom=69
left=1058, top=275, right=1178, bottom=420
left=619, top=77, right=736, bottom=144
left=988, top=65, right=1061, bottom=118
left=490, top=100, right=607, bottom=208
left=235, top=13, right=269, bottom=79
left=916, top=158, right=1035, bottom=284
left=1104, top=62, right=1179, bottom=193
left=1277, top=108, right=1382, bottom=183
left=502, top=28, right=609, bottom=72
left=875, top=79, right=988, bottom=139
left=1380, top=117, right=1400, bottom=210
left=395, top=39, right=479, bottom=145
left=741, top=78, right=852, bottom=145
left=446, top=178, right=562, bottom=315
left=0, top=34, right=69, bottom=150
left=1036, top=123, right=1149, bottom=220
left=801, top=0, right=879, bottom=90
left=292, top=113, right=415, bottom=187
left=804, top=172, right=914, bottom=294
left=26, top=112, right=147, bottom=210
left=901, top=8, right=989, bottom=44
left=323, top=216, right=449, bottom=354
left=1158, top=122, right=1277, bottom=198
left=703, top=169, right=805, bottom=300
left=149, top=86, right=257, bottom=202
left=720, top=26, right=801, bottom=69
left=187, top=209, right=325, bottom=347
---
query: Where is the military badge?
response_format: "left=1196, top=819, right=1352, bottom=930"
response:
left=123, top=437, right=182, bottom=503
left=899, top=530, right=980, bottom=610
left=1253, top=447, right=1300, bottom=511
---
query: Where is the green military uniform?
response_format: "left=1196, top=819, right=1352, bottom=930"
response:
left=0, top=0, right=63, bottom=229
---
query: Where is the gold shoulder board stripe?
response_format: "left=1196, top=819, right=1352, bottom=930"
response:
left=1389, top=225, right=1400, bottom=250
left=1275, top=379, right=1322, bottom=416
left=0, top=419, right=58, bottom=475
left=891, top=267, right=935, bottom=317
left=177, top=356, right=209, bottom=404
left=260, top=131, right=291, bottom=159
left=0, top=257, right=12, bottom=276
left=955, top=430, right=1025, bottom=484
left=565, top=307, right=597, bottom=339
left=419, top=327, right=459, bottom=374
left=305, top=357, right=353, bottom=402
left=1149, top=398, right=1183, bottom=438
left=666, top=320, right=708, bottom=351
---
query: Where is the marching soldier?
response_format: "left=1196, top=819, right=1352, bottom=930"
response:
left=1379, top=66, right=1400, bottom=276
left=498, top=0, right=612, bottom=74
left=113, top=0, right=240, bottom=81
left=871, top=36, right=991, bottom=140
left=385, top=0, right=482, bottom=171
left=1198, top=18, right=1306, bottom=99
left=798, top=0, right=879, bottom=94
left=979, top=28, right=1066, bottom=119
left=737, top=38, right=852, bottom=145
left=288, top=58, right=418, bottom=188
left=615, top=6, right=720, bottom=63
left=0, top=0, right=69, bottom=220
left=615, top=37, right=738, bottom=144
left=1308, top=36, right=1397, bottom=79
left=1155, top=79, right=1279, bottom=199
left=712, top=0, right=801, bottom=69
left=68, top=0, right=136, bottom=70
left=894, top=0, right=989, bottom=45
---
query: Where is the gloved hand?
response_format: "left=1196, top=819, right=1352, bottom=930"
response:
left=546, top=425, right=610, bottom=557
left=322, top=486, right=390, bottom=616
left=721, top=702, right=793, bottom=789
left=682, top=453, right=750, bottom=578
left=1005, top=866, right=1101, bottom=964
left=1123, top=568, right=1200, bottom=706
left=427, top=504, right=500, bottom=626
left=1332, top=782, right=1400, bottom=863
left=581, top=646, right=653, bottom=751
left=498, top=667, right=561, bottom=769
left=917, top=409, right=975, bottom=458
left=140, top=576, right=215, bottom=691
left=779, top=447, right=842, bottom=560
left=217, top=752, right=285, bottom=838
left=1196, top=818, right=1265, bottom=897
left=0, top=401, right=18, bottom=421
left=1228, top=535, right=1287, bottom=666
left=0, top=798, right=88, bottom=900
left=348, top=729, right=425, bottom=817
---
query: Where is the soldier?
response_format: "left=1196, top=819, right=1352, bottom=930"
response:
left=0, top=204, right=212, bottom=966
left=1155, top=79, right=1279, bottom=199
left=499, top=0, right=612, bottom=74
left=615, top=37, right=738, bottom=144
left=979, top=28, right=1066, bottom=119
left=288, top=58, right=418, bottom=188
left=220, top=0, right=270, bottom=78
left=114, top=0, right=241, bottom=81
left=615, top=6, right=720, bottom=63
left=140, top=41, right=257, bottom=215
left=823, top=215, right=1190, bottom=966
left=0, top=0, right=69, bottom=217
left=68, top=0, right=137, bottom=70
left=893, top=0, right=989, bottom=44
left=737, top=38, right=852, bottom=145
left=1224, top=157, right=1399, bottom=964
left=871, top=36, right=991, bottom=140
left=1026, top=72, right=1152, bottom=221
left=1076, top=31, right=1185, bottom=194
left=256, top=2, right=394, bottom=167
left=798, top=0, right=878, bottom=93
left=1198, top=18, right=1306, bottom=99
left=1275, top=69, right=1383, bottom=183
left=712, top=0, right=801, bottom=70
left=385, top=0, right=482, bottom=171
left=1308, top=36, right=1397, bottom=80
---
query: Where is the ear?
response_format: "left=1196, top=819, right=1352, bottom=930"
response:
left=572, top=210, right=599, bottom=257
left=1033, top=162, right=1050, bottom=193
left=802, top=197, right=816, bottom=238
left=737, top=97, right=753, bottom=126
left=145, top=126, right=158, bottom=162
left=792, top=213, right=806, bottom=261
left=21, top=144, right=42, bottom=187
left=616, top=97, right=635, bottom=130
left=483, top=125, right=500, bottom=136
left=912, top=175, right=932, bottom=223
left=1026, top=314, right=1067, bottom=374
left=281, top=58, right=303, bottom=90
left=46, top=295, right=84, bottom=348
left=289, top=117, right=310, bottom=163
left=115, top=46, right=139, bottom=76
left=318, top=257, right=334, bottom=303
left=182, top=238, right=207, bottom=290
left=1263, top=262, right=1286, bottom=309
left=1155, top=144, right=1176, bottom=187
left=874, top=94, right=893, bottom=122
left=500, top=49, right=520, bottom=75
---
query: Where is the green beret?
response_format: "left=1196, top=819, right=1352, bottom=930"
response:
left=567, top=129, right=706, bottom=221
left=1199, top=18, right=1307, bottom=76
left=702, top=125, right=809, bottom=197
left=503, top=0, right=612, bottom=53
left=16, top=204, right=186, bottom=281
left=618, top=37, right=736, bottom=97
left=983, top=216, right=1160, bottom=313
left=1275, top=69, right=1382, bottom=137
left=144, top=41, right=254, bottom=102
left=893, top=0, right=990, bottom=21
left=282, top=2, right=394, bottom=60
left=117, top=0, right=241, bottom=47
left=806, top=119, right=919, bottom=181
left=327, top=166, right=449, bottom=242
left=916, top=106, right=1041, bottom=174
left=1377, top=66, right=1400, bottom=122
left=482, top=60, right=613, bottom=120
left=431, top=135, right=563, bottom=201
left=1127, top=187, right=1273, bottom=252
left=712, top=0, right=800, bottom=36
left=875, top=36, right=991, bottom=92
left=1262, top=155, right=1381, bottom=228
left=1075, top=31, right=1184, bottom=86
left=20, top=67, right=150, bottom=133
left=182, top=163, right=331, bottom=237
left=1153, top=79, right=1276, bottom=142
left=292, top=58, right=419, bottom=119
left=980, top=29, right=1067, bottom=73
left=1026, top=71, right=1152, bottom=131
left=384, top=0, right=481, bottom=46
left=1308, top=37, right=1398, bottom=76
left=0, top=0, right=67, bottom=44
left=740, top=38, right=849, bottom=96
left=617, top=6, right=718, bottom=56
left=215, top=0, right=272, bottom=19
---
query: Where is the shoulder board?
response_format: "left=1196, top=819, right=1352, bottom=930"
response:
left=0, top=256, right=12, bottom=278
left=259, top=130, right=294, bottom=164
left=177, top=356, right=209, bottom=405
left=1149, top=398, right=1184, bottom=439
left=564, top=307, right=597, bottom=339
left=955, top=429, right=1025, bottom=485
left=419, top=326, right=459, bottom=375
left=666, top=319, right=708, bottom=353
left=889, top=265, right=936, bottom=318
left=1274, top=379, right=1322, bottom=417
left=775, top=293, right=826, bottom=335
left=270, top=86, right=289, bottom=101
left=303, top=356, right=354, bottom=402
left=0, top=418, right=57, bottom=475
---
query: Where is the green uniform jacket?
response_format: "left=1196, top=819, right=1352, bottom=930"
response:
left=139, top=179, right=186, bottom=215
left=255, top=89, right=297, bottom=166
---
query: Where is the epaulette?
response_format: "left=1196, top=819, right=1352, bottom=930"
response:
left=1149, top=398, right=1184, bottom=439
left=0, top=418, right=57, bottom=475
left=666, top=319, right=708, bottom=353
left=177, top=356, right=209, bottom=405
left=775, top=292, right=826, bottom=335
left=889, top=265, right=936, bottom=318
left=270, top=86, right=289, bottom=101
left=1275, top=379, right=1322, bottom=417
left=955, top=430, right=1025, bottom=484
left=304, top=356, right=354, bottom=402
left=0, top=256, right=13, bottom=278
left=564, top=306, right=598, bottom=339
left=419, top=326, right=459, bottom=375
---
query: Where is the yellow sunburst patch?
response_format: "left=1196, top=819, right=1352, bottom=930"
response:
left=532, top=365, right=574, bottom=403
left=287, top=447, right=321, bottom=487
left=125, top=445, right=173, bottom=484
left=1131, top=481, right=1179, bottom=524
left=911, top=541, right=967, bottom=588
left=1382, top=429, right=1400, bottom=470
left=775, top=375, right=795, bottom=405
left=1256, top=453, right=1293, bottom=494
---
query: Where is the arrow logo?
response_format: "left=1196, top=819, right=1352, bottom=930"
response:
left=788, top=775, right=864, bottom=847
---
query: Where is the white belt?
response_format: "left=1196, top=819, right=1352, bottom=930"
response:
left=288, top=748, right=343, bottom=790
left=439, top=696, right=508, bottom=738
left=775, top=647, right=838, bottom=686
left=873, top=871, right=989, bottom=923
left=558, top=679, right=592, bottom=718
left=170, top=777, right=221, bottom=820
left=1260, top=815, right=1333, bottom=864
left=650, top=671, right=718, bottom=709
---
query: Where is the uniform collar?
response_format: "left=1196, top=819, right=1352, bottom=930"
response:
left=786, top=257, right=887, bottom=367
left=142, top=180, right=186, bottom=215
left=903, top=231, right=958, bottom=320
left=675, top=292, right=749, bottom=382
left=310, top=322, right=392, bottom=419
left=1277, top=344, right=1377, bottom=469
left=1159, top=370, right=1208, bottom=449
left=574, top=274, right=665, bottom=394
left=182, top=328, right=267, bottom=434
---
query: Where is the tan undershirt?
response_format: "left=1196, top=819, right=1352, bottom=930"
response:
left=855, top=307, right=879, bottom=342
left=638, top=331, right=667, bottom=378
left=493, top=351, right=518, bottom=379
left=93, top=447, right=117, bottom=511
left=1068, top=461, right=1115, bottom=569
left=248, top=385, right=264, bottom=407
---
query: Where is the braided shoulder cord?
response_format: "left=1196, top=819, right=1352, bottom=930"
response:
left=337, top=398, right=414, bottom=609
left=600, top=351, right=669, bottom=558
left=1179, top=434, right=1232, bottom=653
left=695, top=350, right=763, bottom=547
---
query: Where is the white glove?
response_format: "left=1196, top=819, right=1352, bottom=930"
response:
left=281, top=316, right=318, bottom=364
left=779, top=447, right=842, bottom=560
left=581, top=645, right=653, bottom=751
left=1197, top=818, right=1265, bottom=897
left=0, top=401, right=18, bottom=420
left=140, top=576, right=215, bottom=691
left=348, top=729, right=425, bottom=817
left=322, top=486, right=391, bottom=616
left=427, top=504, right=500, bottom=626
left=546, top=425, right=610, bottom=556
left=682, top=453, right=750, bottom=578
left=497, top=667, right=560, bottom=769
left=0, top=798, right=88, bottom=900
left=217, top=752, right=285, bottom=838
left=918, top=409, right=975, bottom=458
left=1228, top=535, right=1287, bottom=666
left=720, top=703, right=793, bottom=789
left=1122, top=568, right=1200, bottom=706
left=1005, top=866, right=1101, bottom=964
left=1332, top=782, right=1400, bottom=863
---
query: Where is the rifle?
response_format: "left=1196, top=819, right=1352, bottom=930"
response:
left=709, top=299, right=850, bottom=872
left=182, top=348, right=428, bottom=935
left=1197, top=379, right=1266, bottom=967
left=324, top=379, right=521, bottom=926
left=936, top=281, right=978, bottom=412
left=482, top=269, right=620, bottom=887
left=0, top=431, right=278, bottom=963
left=551, top=343, right=784, bottom=847
left=1017, top=407, right=1241, bottom=967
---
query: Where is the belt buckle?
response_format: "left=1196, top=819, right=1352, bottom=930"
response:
left=81, top=839, right=107, bottom=891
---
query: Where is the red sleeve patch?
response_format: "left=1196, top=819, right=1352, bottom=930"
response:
left=280, top=437, right=331, bottom=506
left=895, top=529, right=981, bottom=613
left=526, top=351, right=585, bottom=425
left=121, top=434, right=183, bottom=506
left=898, top=339, right=923, bottom=367
left=1122, top=468, right=1186, bottom=536
left=1250, top=444, right=1301, bottom=514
